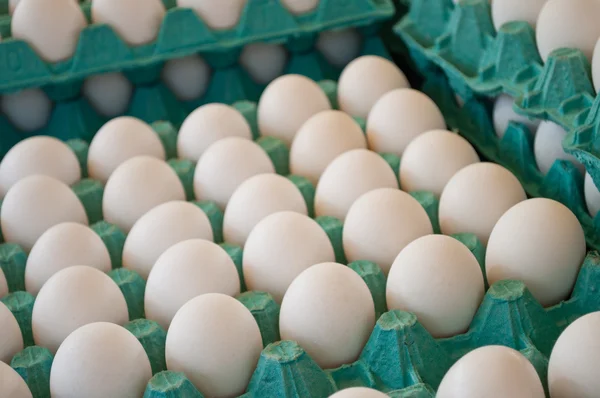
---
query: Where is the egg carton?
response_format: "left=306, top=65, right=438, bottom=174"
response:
left=0, top=30, right=389, bottom=158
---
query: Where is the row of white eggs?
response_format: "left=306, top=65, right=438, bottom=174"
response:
left=0, top=28, right=361, bottom=133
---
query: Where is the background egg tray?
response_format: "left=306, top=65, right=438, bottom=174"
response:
left=0, top=0, right=393, bottom=92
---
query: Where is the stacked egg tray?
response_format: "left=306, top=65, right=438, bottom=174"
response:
left=2, top=80, right=600, bottom=398
left=393, top=0, right=600, bottom=252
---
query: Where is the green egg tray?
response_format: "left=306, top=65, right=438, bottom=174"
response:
left=393, top=0, right=600, bottom=204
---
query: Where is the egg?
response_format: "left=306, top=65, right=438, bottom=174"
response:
left=337, top=55, right=410, bottom=118
left=193, top=137, right=275, bottom=209
left=314, top=149, right=398, bottom=221
left=145, top=239, right=240, bottom=330
left=11, top=0, right=86, bottom=62
left=592, top=38, right=600, bottom=92
left=486, top=198, right=586, bottom=306
left=166, top=293, right=262, bottom=397
left=50, top=322, right=152, bottom=398
left=102, top=156, right=185, bottom=233
left=0, top=89, right=52, bottom=132
left=290, top=110, right=366, bottom=185
left=0, top=136, right=81, bottom=198
left=91, top=0, right=165, bottom=46
left=343, top=188, right=433, bottom=275
left=439, top=163, right=527, bottom=246
left=492, top=0, right=547, bottom=30
left=387, top=234, right=484, bottom=337
left=280, top=0, right=319, bottom=14
left=0, top=361, right=33, bottom=398
left=492, top=94, right=540, bottom=138
left=177, top=0, right=247, bottom=30
left=329, top=388, right=388, bottom=398
left=436, top=345, right=545, bottom=398
left=280, top=262, right=375, bottom=369
left=316, top=28, right=362, bottom=68
left=584, top=172, right=600, bottom=218
left=366, top=89, right=446, bottom=156
left=8, top=0, right=19, bottom=14
left=0, top=301, right=23, bottom=363
left=87, top=117, right=166, bottom=183
left=32, top=266, right=128, bottom=353
left=240, top=43, right=288, bottom=85
left=399, top=130, right=480, bottom=197
left=162, top=55, right=211, bottom=102
left=536, top=0, right=600, bottom=62
left=548, top=311, right=600, bottom=397
left=534, top=121, right=584, bottom=175
left=1, top=175, right=88, bottom=252
left=122, top=201, right=213, bottom=279
left=25, top=222, right=111, bottom=296
left=0, top=268, right=7, bottom=298
left=82, top=73, right=133, bottom=118
left=177, top=103, right=253, bottom=162
left=243, top=211, right=335, bottom=302
left=223, top=173, right=308, bottom=246
left=257, top=74, right=332, bottom=146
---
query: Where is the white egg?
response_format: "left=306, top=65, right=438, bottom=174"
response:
left=492, top=94, right=540, bottom=138
left=166, top=293, right=262, bottom=397
left=82, top=73, right=133, bottom=118
left=8, top=0, right=18, bottom=15
left=280, top=262, right=375, bottom=369
left=0, top=89, right=52, bottom=132
left=279, top=0, right=320, bottom=14
left=50, top=322, right=152, bottom=398
left=314, top=149, right=398, bottom=221
left=584, top=172, right=600, bottom=218
left=536, top=0, right=600, bottom=62
left=91, top=0, right=165, bottom=46
left=548, top=311, right=600, bottom=397
left=177, top=0, right=247, bottom=30
left=0, top=361, right=32, bottom=398
left=366, top=89, right=445, bottom=157
left=486, top=198, right=586, bottom=306
left=32, top=266, right=128, bottom=353
left=177, top=103, right=253, bottom=162
left=240, top=43, right=288, bottom=85
left=193, top=137, right=275, bottom=209
left=343, top=188, right=433, bottom=275
left=243, top=211, right=335, bottom=303
left=25, top=222, right=111, bottom=296
left=316, top=28, right=362, bottom=68
left=11, top=0, right=86, bottom=62
left=399, top=129, right=479, bottom=197
left=88, top=116, right=166, bottom=183
left=162, top=55, right=211, bottom=102
left=592, top=38, right=600, bottom=92
left=0, top=136, right=81, bottom=198
left=492, top=0, right=547, bottom=30
left=223, top=173, right=307, bottom=246
left=436, top=346, right=545, bottom=398
left=329, top=387, right=388, bottom=398
left=439, top=163, right=527, bottom=246
left=290, top=110, right=366, bottom=185
left=387, top=235, right=484, bottom=337
left=1, top=175, right=88, bottom=252
left=145, top=239, right=240, bottom=330
left=0, top=301, right=23, bottom=363
left=257, top=74, right=331, bottom=146
left=122, top=201, right=213, bottom=280
left=534, top=121, right=584, bottom=175
left=102, top=156, right=185, bottom=233
left=338, top=55, right=410, bottom=118
left=0, top=268, right=7, bottom=298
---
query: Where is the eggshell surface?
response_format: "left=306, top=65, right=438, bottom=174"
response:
left=534, top=121, right=584, bottom=175
left=162, top=55, right=211, bottom=102
left=0, top=361, right=32, bottom=398
left=82, top=72, right=133, bottom=118
left=492, top=94, right=540, bottom=138
left=177, top=0, right=247, bottom=30
left=0, top=268, right=7, bottom=298
left=240, top=43, right=288, bottom=85
left=243, top=211, right=335, bottom=302
left=0, top=302, right=23, bottom=363
left=122, top=201, right=213, bottom=280
left=486, top=198, right=586, bottom=307
left=329, top=388, right=388, bottom=398
left=316, top=28, right=362, bottom=68
left=0, top=89, right=52, bottom=132
left=280, top=0, right=320, bottom=14
left=92, top=0, right=165, bottom=45
left=50, top=322, right=152, bottom=398
left=280, top=262, right=375, bottom=369
left=166, top=293, right=262, bottom=398
left=584, top=172, right=600, bottom=218
left=314, top=149, right=398, bottom=221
